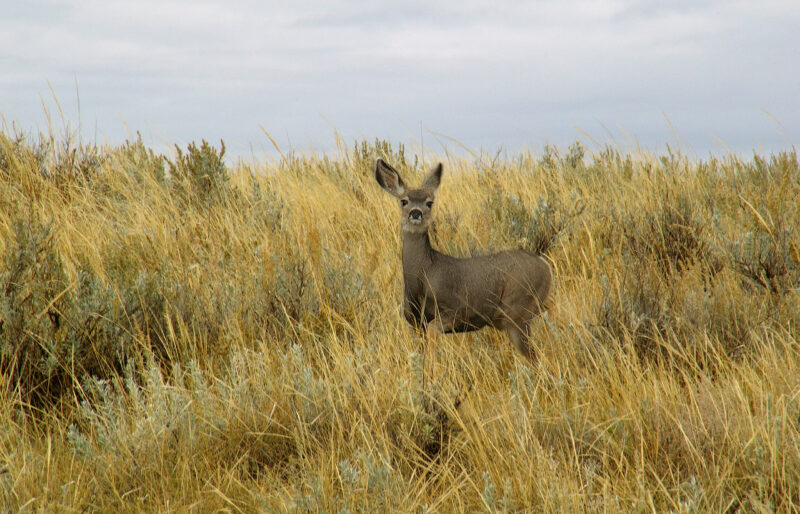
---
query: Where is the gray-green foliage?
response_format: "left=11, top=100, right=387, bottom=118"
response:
left=481, top=191, right=583, bottom=255
left=169, top=139, right=230, bottom=206
left=621, top=191, right=713, bottom=276
left=727, top=224, right=799, bottom=295
left=0, top=215, right=123, bottom=406
left=114, top=133, right=166, bottom=185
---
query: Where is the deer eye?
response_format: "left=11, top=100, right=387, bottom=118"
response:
left=426, top=200, right=434, bottom=208
left=400, top=198, right=408, bottom=206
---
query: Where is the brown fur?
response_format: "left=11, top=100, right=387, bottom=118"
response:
left=375, top=158, right=553, bottom=360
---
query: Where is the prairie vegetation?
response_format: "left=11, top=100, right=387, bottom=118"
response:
left=1, top=130, right=799, bottom=511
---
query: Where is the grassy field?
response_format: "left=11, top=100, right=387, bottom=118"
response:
left=1, top=131, right=799, bottom=512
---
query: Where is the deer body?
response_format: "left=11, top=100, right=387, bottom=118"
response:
left=376, top=159, right=553, bottom=360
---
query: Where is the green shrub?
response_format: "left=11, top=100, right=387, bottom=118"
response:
left=726, top=223, right=799, bottom=295
left=482, top=192, right=583, bottom=255
left=114, top=133, right=166, bottom=185
left=0, top=215, right=125, bottom=407
left=0, top=131, right=104, bottom=197
left=722, top=151, right=800, bottom=295
left=352, top=138, right=415, bottom=171
left=595, top=265, right=674, bottom=359
left=537, top=141, right=586, bottom=172
left=169, top=139, right=230, bottom=206
left=621, top=191, right=715, bottom=277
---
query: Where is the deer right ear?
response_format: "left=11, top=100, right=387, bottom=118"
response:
left=375, top=159, right=407, bottom=197
left=421, top=163, right=443, bottom=192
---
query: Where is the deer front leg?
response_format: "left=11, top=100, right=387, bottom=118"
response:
left=427, top=309, right=458, bottom=337
left=506, top=323, right=536, bottom=362
left=424, top=316, right=443, bottom=348
left=423, top=312, right=455, bottom=371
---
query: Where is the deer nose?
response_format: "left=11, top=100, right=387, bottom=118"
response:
left=409, top=209, right=423, bottom=221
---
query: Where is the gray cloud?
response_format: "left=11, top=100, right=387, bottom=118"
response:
left=1, top=0, right=797, bottom=158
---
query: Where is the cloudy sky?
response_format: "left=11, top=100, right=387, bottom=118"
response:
left=1, top=0, right=798, bottom=159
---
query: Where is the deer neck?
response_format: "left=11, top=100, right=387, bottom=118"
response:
left=402, top=229, right=435, bottom=274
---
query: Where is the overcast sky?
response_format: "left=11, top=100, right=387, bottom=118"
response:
left=1, top=0, right=798, bottom=159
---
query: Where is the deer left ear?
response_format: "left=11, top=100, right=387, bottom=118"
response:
left=421, top=163, right=442, bottom=192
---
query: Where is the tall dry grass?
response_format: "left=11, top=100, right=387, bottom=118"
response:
left=1, top=131, right=799, bottom=512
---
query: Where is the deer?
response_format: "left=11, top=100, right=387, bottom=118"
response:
left=375, top=158, right=553, bottom=361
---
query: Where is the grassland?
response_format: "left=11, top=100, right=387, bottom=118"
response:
left=1, top=131, right=799, bottom=512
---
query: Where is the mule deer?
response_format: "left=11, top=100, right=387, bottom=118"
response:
left=375, top=158, right=553, bottom=360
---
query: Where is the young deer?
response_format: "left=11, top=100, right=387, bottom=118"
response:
left=375, top=158, right=553, bottom=360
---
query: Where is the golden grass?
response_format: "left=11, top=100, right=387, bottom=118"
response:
left=1, top=133, right=799, bottom=511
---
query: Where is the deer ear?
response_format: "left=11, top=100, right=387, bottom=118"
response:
left=375, top=159, right=406, bottom=197
left=421, top=163, right=443, bottom=193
